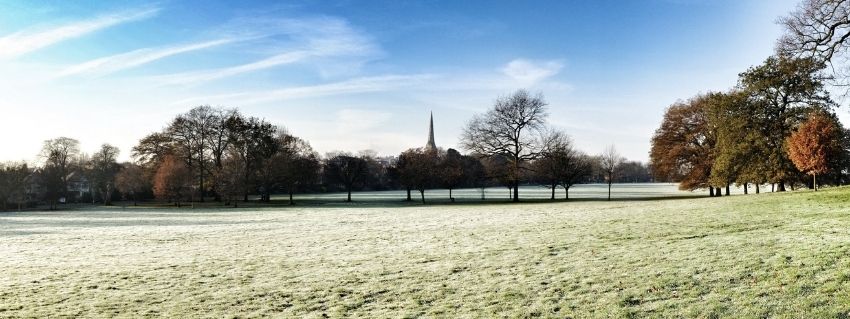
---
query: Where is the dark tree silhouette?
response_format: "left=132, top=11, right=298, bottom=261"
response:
left=0, top=162, right=29, bottom=211
left=396, top=148, right=440, bottom=204
left=226, top=115, right=278, bottom=201
left=440, top=149, right=464, bottom=202
left=88, top=144, right=120, bottom=205
left=324, top=153, right=370, bottom=202
left=39, top=137, right=80, bottom=208
left=269, top=132, right=320, bottom=205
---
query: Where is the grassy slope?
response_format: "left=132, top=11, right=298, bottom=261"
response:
left=1, top=187, right=850, bottom=318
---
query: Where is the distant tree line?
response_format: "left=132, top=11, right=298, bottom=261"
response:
left=0, top=92, right=659, bottom=210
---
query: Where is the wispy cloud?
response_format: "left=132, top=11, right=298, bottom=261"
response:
left=174, top=74, right=433, bottom=105
left=153, top=50, right=314, bottom=85
left=153, top=16, right=380, bottom=85
left=0, top=7, right=160, bottom=59
left=501, top=58, right=564, bottom=85
left=57, top=39, right=234, bottom=78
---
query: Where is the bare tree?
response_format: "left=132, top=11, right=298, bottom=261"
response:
left=600, top=145, right=625, bottom=201
left=40, top=137, right=80, bottom=208
left=268, top=132, right=320, bottom=205
left=560, top=154, right=593, bottom=199
left=132, top=132, right=174, bottom=169
left=461, top=89, right=549, bottom=202
left=89, top=144, right=120, bottom=205
left=534, top=131, right=592, bottom=200
left=207, top=108, right=237, bottom=201
left=778, top=0, right=850, bottom=91
left=226, top=115, right=279, bottom=202
left=215, top=153, right=248, bottom=207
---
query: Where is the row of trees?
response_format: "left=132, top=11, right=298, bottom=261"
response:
left=2, top=93, right=654, bottom=210
left=651, top=21, right=850, bottom=195
left=460, top=90, right=635, bottom=201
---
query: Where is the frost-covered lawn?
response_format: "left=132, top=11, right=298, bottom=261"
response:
left=2, top=186, right=850, bottom=318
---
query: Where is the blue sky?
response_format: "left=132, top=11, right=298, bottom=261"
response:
left=0, top=0, right=806, bottom=163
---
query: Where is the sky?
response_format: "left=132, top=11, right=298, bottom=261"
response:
left=0, top=0, right=810, bottom=163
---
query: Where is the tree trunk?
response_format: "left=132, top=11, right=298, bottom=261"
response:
left=743, top=183, right=748, bottom=195
left=347, top=188, right=352, bottom=202
left=771, top=183, right=774, bottom=192
left=450, top=188, right=454, bottom=202
left=607, top=181, right=612, bottom=201
left=199, top=165, right=205, bottom=202
left=777, top=181, right=786, bottom=192
left=512, top=183, right=519, bottom=202
left=725, top=184, right=730, bottom=196
left=551, top=183, right=556, bottom=200
left=709, top=187, right=714, bottom=197
left=105, top=186, right=112, bottom=206
left=420, top=190, right=425, bottom=204
left=565, top=186, right=570, bottom=199
left=289, top=189, right=294, bottom=205
left=756, top=184, right=760, bottom=194
left=406, top=188, right=411, bottom=201
left=814, top=174, right=818, bottom=191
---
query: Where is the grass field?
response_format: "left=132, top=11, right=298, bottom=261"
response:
left=2, top=184, right=850, bottom=318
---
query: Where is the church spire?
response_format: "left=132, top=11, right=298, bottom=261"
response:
left=426, top=111, right=436, bottom=150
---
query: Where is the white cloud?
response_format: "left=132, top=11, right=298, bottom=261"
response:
left=0, top=7, right=159, bottom=59
left=153, top=50, right=313, bottom=85
left=152, top=16, right=381, bottom=85
left=501, top=58, right=564, bottom=85
left=57, top=38, right=234, bottom=78
left=174, top=74, right=434, bottom=105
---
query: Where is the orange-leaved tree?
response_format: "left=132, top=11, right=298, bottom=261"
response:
left=650, top=93, right=718, bottom=196
left=153, top=155, right=191, bottom=206
left=786, top=112, right=840, bottom=191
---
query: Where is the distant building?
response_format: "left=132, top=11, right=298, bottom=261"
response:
left=425, top=111, right=437, bottom=150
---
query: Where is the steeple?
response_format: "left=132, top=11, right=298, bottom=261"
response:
left=425, top=111, right=436, bottom=150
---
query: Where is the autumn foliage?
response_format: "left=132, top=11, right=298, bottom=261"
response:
left=650, top=94, right=716, bottom=191
left=153, top=155, right=191, bottom=206
left=786, top=112, right=840, bottom=190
